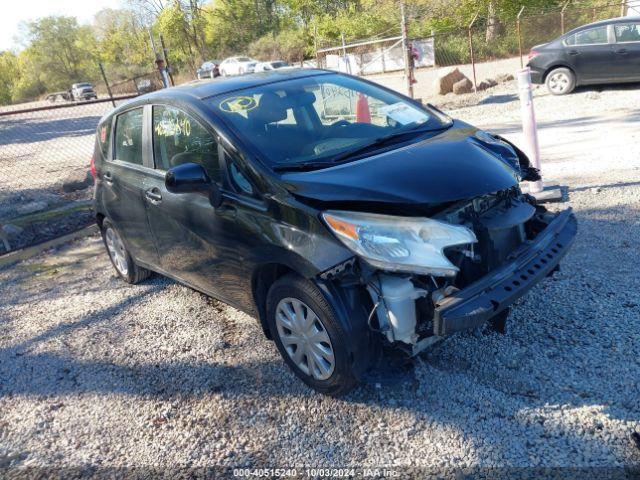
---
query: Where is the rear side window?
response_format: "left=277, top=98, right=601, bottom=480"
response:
left=566, top=26, right=608, bottom=46
left=98, top=120, right=111, bottom=158
left=152, top=105, right=220, bottom=182
left=114, top=108, right=144, bottom=165
left=615, top=24, right=640, bottom=43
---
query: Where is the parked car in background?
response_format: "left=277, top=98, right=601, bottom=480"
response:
left=528, top=16, right=640, bottom=95
left=219, top=57, right=258, bottom=76
left=254, top=60, right=292, bottom=72
left=136, top=78, right=153, bottom=94
left=197, top=60, right=221, bottom=79
left=92, top=69, right=576, bottom=395
left=71, top=82, right=98, bottom=101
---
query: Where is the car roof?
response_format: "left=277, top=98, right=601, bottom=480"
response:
left=566, top=16, right=640, bottom=35
left=104, top=68, right=333, bottom=121
left=157, top=68, right=330, bottom=100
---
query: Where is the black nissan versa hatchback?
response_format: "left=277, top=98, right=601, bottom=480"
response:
left=93, top=68, right=577, bottom=395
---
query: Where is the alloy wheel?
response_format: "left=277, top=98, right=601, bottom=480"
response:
left=548, top=72, right=570, bottom=94
left=105, top=227, right=128, bottom=276
left=275, top=298, right=335, bottom=380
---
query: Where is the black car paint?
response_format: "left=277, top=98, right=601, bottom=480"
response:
left=93, top=69, right=571, bottom=347
left=281, top=122, right=521, bottom=208
left=527, top=16, right=640, bottom=85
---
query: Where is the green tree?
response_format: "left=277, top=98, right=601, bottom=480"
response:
left=0, top=51, right=20, bottom=104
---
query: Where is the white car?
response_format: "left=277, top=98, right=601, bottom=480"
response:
left=254, top=60, right=291, bottom=72
left=219, top=57, right=258, bottom=76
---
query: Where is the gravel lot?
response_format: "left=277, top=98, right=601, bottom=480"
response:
left=1, top=79, right=640, bottom=476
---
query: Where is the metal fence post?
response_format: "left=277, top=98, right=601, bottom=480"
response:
left=517, top=6, right=525, bottom=68
left=98, top=62, right=116, bottom=108
left=400, top=1, right=414, bottom=98
left=560, top=0, right=571, bottom=34
left=159, top=34, right=175, bottom=86
left=468, top=12, right=479, bottom=93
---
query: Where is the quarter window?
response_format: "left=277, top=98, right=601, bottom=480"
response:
left=566, top=26, right=608, bottom=46
left=114, top=108, right=144, bottom=165
left=98, top=120, right=111, bottom=158
left=615, top=24, right=640, bottom=43
left=152, top=105, right=220, bottom=182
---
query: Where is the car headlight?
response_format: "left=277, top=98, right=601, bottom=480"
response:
left=322, top=211, right=477, bottom=277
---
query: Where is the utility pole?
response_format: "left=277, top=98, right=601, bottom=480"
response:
left=621, top=0, right=628, bottom=17
left=149, top=29, right=169, bottom=89
left=400, top=1, right=414, bottom=98
left=341, top=33, right=351, bottom=74
left=159, top=34, right=175, bottom=86
left=98, top=62, right=116, bottom=107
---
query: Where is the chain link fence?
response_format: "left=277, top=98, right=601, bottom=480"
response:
left=0, top=66, right=167, bottom=255
left=315, top=1, right=640, bottom=94
left=0, top=97, right=136, bottom=254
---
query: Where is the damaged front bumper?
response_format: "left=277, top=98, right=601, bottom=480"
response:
left=433, top=208, right=577, bottom=336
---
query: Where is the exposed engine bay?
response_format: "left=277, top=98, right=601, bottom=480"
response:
left=320, top=187, right=576, bottom=356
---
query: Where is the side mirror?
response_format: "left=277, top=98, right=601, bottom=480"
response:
left=165, top=162, right=223, bottom=207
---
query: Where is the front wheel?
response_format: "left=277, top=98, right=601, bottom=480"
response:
left=266, top=274, right=360, bottom=396
left=545, top=67, right=576, bottom=95
left=101, top=219, right=151, bottom=284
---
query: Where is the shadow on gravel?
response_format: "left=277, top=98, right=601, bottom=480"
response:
left=485, top=109, right=640, bottom=136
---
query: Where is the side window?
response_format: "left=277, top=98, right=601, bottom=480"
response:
left=114, top=108, right=144, bottom=165
left=152, top=105, right=220, bottom=182
left=572, top=26, right=609, bottom=46
left=615, top=24, right=640, bottom=43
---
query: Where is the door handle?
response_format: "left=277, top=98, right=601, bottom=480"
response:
left=615, top=48, right=628, bottom=55
left=568, top=50, right=580, bottom=56
left=103, top=171, right=114, bottom=184
left=145, top=188, right=162, bottom=204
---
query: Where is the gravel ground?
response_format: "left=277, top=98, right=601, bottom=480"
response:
left=1, top=81, right=640, bottom=476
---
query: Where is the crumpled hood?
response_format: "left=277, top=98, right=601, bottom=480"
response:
left=280, top=122, right=521, bottom=207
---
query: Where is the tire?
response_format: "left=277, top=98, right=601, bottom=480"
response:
left=545, top=67, right=576, bottom=95
left=266, top=273, right=361, bottom=396
left=100, top=219, right=151, bottom=284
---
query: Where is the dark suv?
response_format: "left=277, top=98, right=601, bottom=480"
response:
left=92, top=69, right=576, bottom=395
left=528, top=16, right=640, bottom=95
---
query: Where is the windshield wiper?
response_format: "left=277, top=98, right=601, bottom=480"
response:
left=272, top=161, right=336, bottom=172
left=328, top=123, right=451, bottom=164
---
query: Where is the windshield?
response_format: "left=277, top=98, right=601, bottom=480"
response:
left=210, top=73, right=450, bottom=170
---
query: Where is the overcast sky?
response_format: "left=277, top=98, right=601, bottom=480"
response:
left=1, top=0, right=121, bottom=51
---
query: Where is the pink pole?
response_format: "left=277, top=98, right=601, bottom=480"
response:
left=517, top=67, right=543, bottom=194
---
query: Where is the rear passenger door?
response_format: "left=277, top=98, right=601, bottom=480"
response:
left=612, top=22, right=640, bottom=80
left=102, top=106, right=158, bottom=267
left=143, top=104, right=240, bottom=302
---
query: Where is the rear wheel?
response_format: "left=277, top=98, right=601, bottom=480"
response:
left=545, top=67, right=576, bottom=95
left=101, top=219, right=151, bottom=284
left=266, top=274, right=360, bottom=396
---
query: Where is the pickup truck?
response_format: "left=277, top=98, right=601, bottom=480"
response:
left=71, top=83, right=98, bottom=101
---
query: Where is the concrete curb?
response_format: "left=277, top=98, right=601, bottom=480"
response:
left=0, top=224, right=99, bottom=269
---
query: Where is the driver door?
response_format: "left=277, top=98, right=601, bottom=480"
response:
left=143, top=104, right=240, bottom=303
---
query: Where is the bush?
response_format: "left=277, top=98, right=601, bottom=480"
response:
left=249, top=29, right=307, bottom=63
